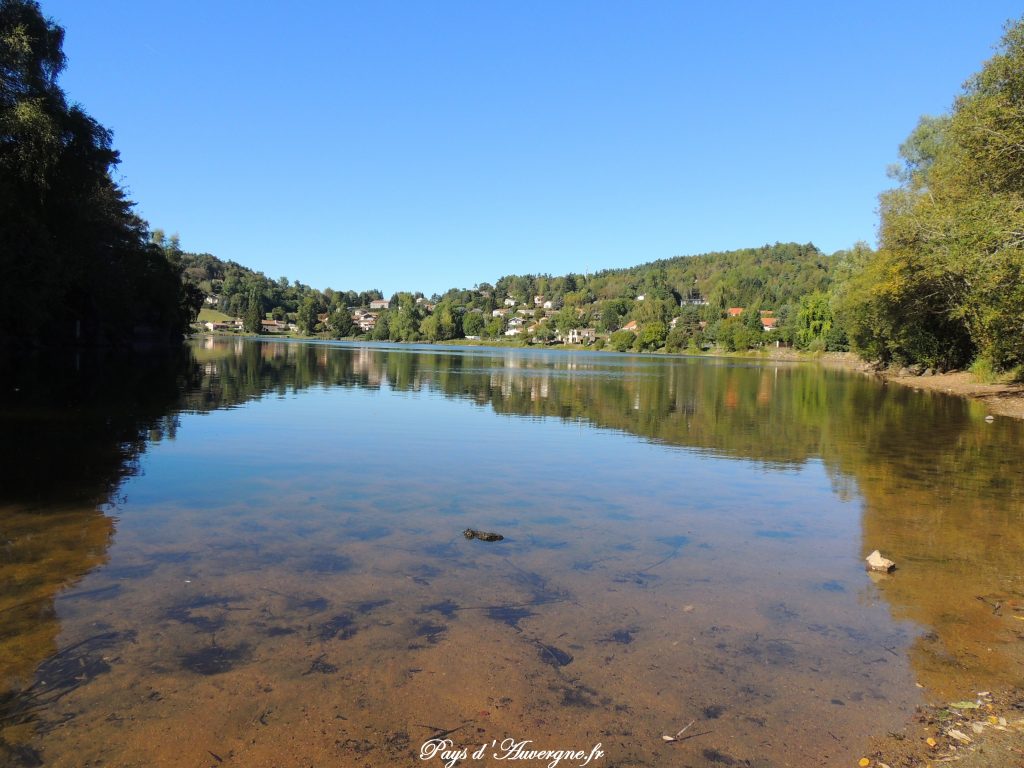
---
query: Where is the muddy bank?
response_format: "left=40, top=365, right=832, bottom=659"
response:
left=876, top=370, right=1024, bottom=420
left=865, top=690, right=1024, bottom=768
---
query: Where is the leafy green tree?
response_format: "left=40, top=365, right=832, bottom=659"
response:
left=388, top=293, right=422, bottom=341
left=634, top=297, right=672, bottom=327
left=609, top=330, right=636, bottom=352
left=431, top=299, right=460, bottom=340
left=664, top=326, right=689, bottom=353
left=463, top=311, right=485, bottom=337
left=637, top=321, right=667, bottom=351
left=419, top=314, right=438, bottom=341
left=329, top=308, right=354, bottom=338
left=599, top=303, right=621, bottom=332
left=483, top=316, right=504, bottom=338
left=0, top=0, right=195, bottom=346
left=794, top=292, right=832, bottom=349
left=371, top=311, right=391, bottom=340
left=835, top=19, right=1024, bottom=370
left=296, top=296, right=319, bottom=335
left=554, top=305, right=582, bottom=336
left=244, top=290, right=263, bottom=333
left=533, top=323, right=555, bottom=344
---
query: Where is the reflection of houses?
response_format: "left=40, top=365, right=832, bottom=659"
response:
left=562, top=327, right=596, bottom=344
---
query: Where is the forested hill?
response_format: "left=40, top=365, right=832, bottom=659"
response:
left=561, top=242, right=832, bottom=309
left=174, top=247, right=383, bottom=323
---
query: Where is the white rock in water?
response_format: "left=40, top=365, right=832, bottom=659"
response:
left=865, top=550, right=896, bottom=572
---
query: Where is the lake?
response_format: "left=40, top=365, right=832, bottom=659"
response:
left=1, top=338, right=1022, bottom=767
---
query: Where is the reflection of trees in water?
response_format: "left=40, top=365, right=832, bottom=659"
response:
left=2, top=337, right=1021, bottom=753
left=0, top=348, right=198, bottom=760
left=192, top=338, right=1024, bottom=695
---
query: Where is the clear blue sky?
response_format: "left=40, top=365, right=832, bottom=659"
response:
left=44, top=0, right=1023, bottom=297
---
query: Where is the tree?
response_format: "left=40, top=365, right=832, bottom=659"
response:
left=463, top=311, right=485, bottom=337
left=609, top=330, right=636, bottom=352
left=553, top=305, right=582, bottom=336
left=244, top=290, right=263, bottom=333
left=431, top=300, right=460, bottom=340
left=329, top=308, right=354, bottom=338
left=371, top=311, right=391, bottom=340
left=794, top=292, right=832, bottom=349
left=664, top=325, right=689, bottom=353
left=388, top=293, right=422, bottom=341
left=419, top=313, right=439, bottom=341
left=835, top=18, right=1024, bottom=370
left=533, top=323, right=555, bottom=344
left=636, top=321, right=667, bottom=351
left=483, top=316, right=504, bottom=338
left=0, top=0, right=196, bottom=346
left=296, top=296, right=319, bottom=335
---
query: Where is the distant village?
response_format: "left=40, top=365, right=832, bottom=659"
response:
left=198, top=288, right=783, bottom=350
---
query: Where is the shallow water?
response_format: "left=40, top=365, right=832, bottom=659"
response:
left=1, top=338, right=1022, bottom=767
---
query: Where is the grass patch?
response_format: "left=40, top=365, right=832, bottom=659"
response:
left=198, top=308, right=232, bottom=322
left=969, top=356, right=1024, bottom=384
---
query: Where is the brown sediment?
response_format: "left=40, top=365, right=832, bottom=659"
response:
left=865, top=689, right=1024, bottom=768
left=876, top=370, right=1024, bottom=420
left=4, top=338, right=1023, bottom=767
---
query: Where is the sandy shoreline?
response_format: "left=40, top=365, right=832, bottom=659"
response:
left=873, top=369, right=1024, bottom=420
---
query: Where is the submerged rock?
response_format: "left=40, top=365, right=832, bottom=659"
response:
left=463, top=528, right=504, bottom=542
left=865, top=549, right=896, bottom=573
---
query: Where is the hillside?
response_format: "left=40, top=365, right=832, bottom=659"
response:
left=179, top=240, right=845, bottom=353
left=486, top=241, right=832, bottom=312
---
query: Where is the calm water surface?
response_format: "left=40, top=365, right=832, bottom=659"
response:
left=1, top=338, right=1022, bottom=767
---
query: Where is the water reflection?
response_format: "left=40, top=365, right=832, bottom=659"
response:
left=0, top=348, right=196, bottom=764
left=1, top=338, right=1021, bottom=767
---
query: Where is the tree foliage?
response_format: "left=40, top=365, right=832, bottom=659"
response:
left=0, top=0, right=198, bottom=347
left=836, top=18, right=1024, bottom=370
